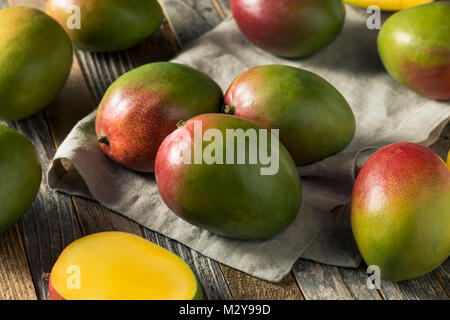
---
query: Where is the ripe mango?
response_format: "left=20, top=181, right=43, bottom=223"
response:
left=0, top=125, right=42, bottom=234
left=46, top=0, right=163, bottom=52
left=225, top=65, right=356, bottom=166
left=378, top=2, right=450, bottom=100
left=49, top=232, right=202, bottom=300
left=351, top=143, right=450, bottom=281
left=95, top=62, right=223, bottom=173
left=0, top=7, right=72, bottom=120
left=231, top=0, right=346, bottom=58
left=155, top=114, right=302, bottom=240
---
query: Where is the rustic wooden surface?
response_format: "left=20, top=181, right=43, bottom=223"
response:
left=0, top=0, right=448, bottom=300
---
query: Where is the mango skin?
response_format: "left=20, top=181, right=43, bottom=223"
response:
left=0, top=125, right=42, bottom=234
left=378, top=2, right=450, bottom=100
left=351, top=142, right=450, bottom=281
left=225, top=65, right=356, bottom=166
left=0, top=7, right=73, bottom=121
left=46, top=0, right=163, bottom=52
left=95, top=62, right=223, bottom=173
left=155, top=114, right=302, bottom=240
left=231, top=0, right=346, bottom=58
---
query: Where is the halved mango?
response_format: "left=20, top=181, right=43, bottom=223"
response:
left=49, top=232, right=202, bottom=300
left=447, top=150, right=450, bottom=170
left=344, top=0, right=434, bottom=11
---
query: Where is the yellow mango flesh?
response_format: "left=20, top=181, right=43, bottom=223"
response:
left=344, top=0, right=433, bottom=11
left=50, top=232, right=201, bottom=300
left=447, top=150, right=450, bottom=169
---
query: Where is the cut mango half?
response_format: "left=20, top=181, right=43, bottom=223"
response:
left=344, top=0, right=434, bottom=11
left=447, top=149, right=450, bottom=170
left=49, top=232, right=202, bottom=300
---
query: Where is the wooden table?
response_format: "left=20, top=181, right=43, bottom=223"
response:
left=0, top=0, right=448, bottom=300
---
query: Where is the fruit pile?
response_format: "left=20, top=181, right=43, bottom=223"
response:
left=0, top=0, right=448, bottom=299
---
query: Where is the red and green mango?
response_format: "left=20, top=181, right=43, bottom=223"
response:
left=231, top=0, right=346, bottom=58
left=0, top=7, right=72, bottom=120
left=224, top=65, right=356, bottom=166
left=95, top=62, right=223, bottom=173
left=155, top=114, right=302, bottom=240
left=378, top=2, right=450, bottom=100
left=351, top=142, right=450, bottom=281
left=47, top=0, right=163, bottom=52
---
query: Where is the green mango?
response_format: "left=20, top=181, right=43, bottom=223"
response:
left=0, top=125, right=42, bottom=234
left=46, top=0, right=164, bottom=52
left=0, top=7, right=73, bottom=121
left=378, top=2, right=450, bottom=100
left=155, top=114, right=302, bottom=240
left=225, top=65, right=356, bottom=166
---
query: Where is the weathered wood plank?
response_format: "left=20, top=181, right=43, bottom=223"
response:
left=0, top=226, right=37, bottom=300
left=430, top=123, right=449, bottom=163
left=293, top=259, right=383, bottom=300
left=221, top=267, right=304, bottom=300
left=7, top=116, right=83, bottom=300
left=434, top=259, right=449, bottom=297
left=212, top=0, right=231, bottom=17
left=384, top=272, right=448, bottom=300
left=6, top=0, right=84, bottom=301
left=160, top=0, right=224, bottom=46
left=0, top=0, right=36, bottom=302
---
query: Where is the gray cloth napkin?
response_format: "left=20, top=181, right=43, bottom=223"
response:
left=48, top=6, right=450, bottom=282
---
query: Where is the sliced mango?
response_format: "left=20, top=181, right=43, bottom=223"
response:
left=344, top=0, right=434, bottom=11
left=447, top=149, right=450, bottom=170
left=49, top=232, right=202, bottom=300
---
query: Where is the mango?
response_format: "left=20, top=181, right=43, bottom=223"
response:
left=231, top=0, right=346, bottom=58
left=378, top=2, right=450, bottom=100
left=0, top=125, right=42, bottom=234
left=49, top=232, right=202, bottom=300
left=46, top=0, right=163, bottom=52
left=95, top=62, right=223, bottom=173
left=0, top=7, right=73, bottom=121
left=155, top=114, right=302, bottom=240
left=224, top=65, right=356, bottom=166
left=351, top=142, right=450, bottom=281
left=447, top=149, right=450, bottom=169
left=345, top=0, right=433, bottom=11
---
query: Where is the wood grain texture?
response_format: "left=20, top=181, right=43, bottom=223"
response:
left=221, top=267, right=304, bottom=300
left=293, top=260, right=383, bottom=300
left=0, top=0, right=37, bottom=301
left=212, top=0, right=231, bottom=17
left=7, top=116, right=83, bottom=300
left=160, top=0, right=224, bottom=46
left=0, top=226, right=37, bottom=300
